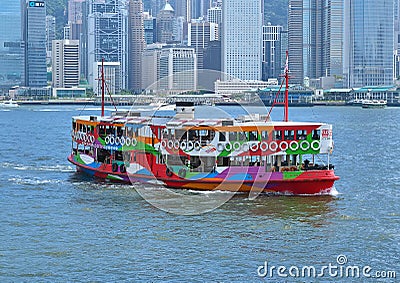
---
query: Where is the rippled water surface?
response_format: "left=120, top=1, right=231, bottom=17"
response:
left=0, top=105, right=399, bottom=282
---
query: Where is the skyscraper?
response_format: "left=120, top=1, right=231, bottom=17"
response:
left=157, top=1, right=175, bottom=43
left=0, top=0, right=24, bottom=90
left=52, top=39, right=80, bottom=88
left=68, top=0, right=85, bottom=41
left=188, top=21, right=218, bottom=69
left=222, top=0, right=262, bottom=80
left=344, top=0, right=394, bottom=87
left=128, top=0, right=145, bottom=92
left=288, top=0, right=344, bottom=85
left=262, top=24, right=283, bottom=80
left=45, top=16, right=56, bottom=54
left=87, top=0, right=128, bottom=93
left=22, top=0, right=47, bottom=87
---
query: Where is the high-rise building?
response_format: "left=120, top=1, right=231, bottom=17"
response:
left=288, top=0, right=344, bottom=85
left=46, top=16, right=56, bottom=54
left=144, top=12, right=157, bottom=44
left=142, top=43, right=163, bottom=90
left=159, top=47, right=197, bottom=92
left=68, top=0, right=84, bottom=41
left=0, top=0, right=24, bottom=90
left=262, top=24, right=283, bottom=81
left=22, top=0, right=47, bottom=87
left=52, top=39, right=80, bottom=88
left=87, top=0, right=128, bottom=93
left=157, top=1, right=175, bottom=43
left=188, top=21, right=218, bottom=69
left=203, top=40, right=221, bottom=71
left=207, top=6, right=221, bottom=25
left=128, top=0, right=145, bottom=92
left=344, top=0, right=394, bottom=87
left=93, top=61, right=121, bottom=96
left=222, top=0, right=262, bottom=80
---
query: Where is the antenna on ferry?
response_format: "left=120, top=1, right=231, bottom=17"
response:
left=284, top=50, right=289, bottom=122
left=101, top=58, right=105, bottom=117
left=266, top=50, right=290, bottom=122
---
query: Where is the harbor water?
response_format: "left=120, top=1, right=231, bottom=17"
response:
left=0, top=105, right=399, bottom=282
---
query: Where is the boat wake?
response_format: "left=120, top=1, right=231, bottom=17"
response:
left=8, top=176, right=63, bottom=186
left=1, top=162, right=75, bottom=173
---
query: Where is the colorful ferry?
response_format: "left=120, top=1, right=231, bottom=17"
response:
left=68, top=58, right=339, bottom=195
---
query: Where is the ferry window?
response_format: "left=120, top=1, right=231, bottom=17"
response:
left=312, top=130, right=320, bottom=140
left=284, top=130, right=295, bottom=140
left=229, top=156, right=242, bottom=166
left=162, top=129, right=168, bottom=139
left=296, top=130, right=307, bottom=140
left=176, top=129, right=186, bottom=141
left=72, top=121, right=76, bottom=130
left=274, top=130, right=282, bottom=140
left=238, top=131, right=246, bottom=141
left=261, top=131, right=268, bottom=140
left=248, top=131, right=258, bottom=141
left=217, top=156, right=230, bottom=166
left=219, top=132, right=226, bottom=142
left=99, top=125, right=106, bottom=136
left=229, top=132, right=237, bottom=141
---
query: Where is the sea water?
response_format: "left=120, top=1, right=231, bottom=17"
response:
left=0, top=105, right=398, bottom=282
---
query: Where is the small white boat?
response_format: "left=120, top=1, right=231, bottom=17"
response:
left=361, top=100, right=387, bottom=108
left=0, top=100, right=19, bottom=108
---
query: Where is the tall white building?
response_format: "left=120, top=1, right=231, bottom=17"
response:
left=222, top=0, right=262, bottom=80
left=159, top=47, right=197, bottom=92
left=52, top=39, right=80, bottom=88
left=93, top=61, right=121, bottom=96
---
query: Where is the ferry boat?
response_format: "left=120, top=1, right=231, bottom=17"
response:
left=361, top=99, right=387, bottom=108
left=0, top=100, right=19, bottom=108
left=68, top=56, right=339, bottom=195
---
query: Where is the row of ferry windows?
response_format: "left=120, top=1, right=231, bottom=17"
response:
left=74, top=124, right=321, bottom=141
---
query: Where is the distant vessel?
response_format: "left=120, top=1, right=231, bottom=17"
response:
left=68, top=53, right=339, bottom=195
left=0, top=100, right=19, bottom=108
left=361, top=100, right=387, bottom=108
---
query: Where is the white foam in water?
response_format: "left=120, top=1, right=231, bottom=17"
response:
left=8, top=176, right=62, bottom=186
left=1, top=162, right=74, bottom=173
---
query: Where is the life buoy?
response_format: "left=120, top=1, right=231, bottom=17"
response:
left=241, top=143, right=249, bottom=152
left=115, top=136, right=121, bottom=145
left=120, top=164, right=126, bottom=173
left=186, top=141, right=194, bottom=151
left=174, top=140, right=180, bottom=150
left=112, top=163, right=118, bottom=172
left=194, top=141, right=201, bottom=151
left=279, top=141, right=288, bottom=151
left=120, top=136, right=125, bottom=146
left=250, top=142, right=259, bottom=152
left=167, top=140, right=174, bottom=149
left=161, top=139, right=167, bottom=148
left=300, top=140, right=310, bottom=151
left=105, top=136, right=110, bottom=145
left=131, top=138, right=137, bottom=147
left=178, top=168, right=187, bottom=178
left=311, top=140, right=320, bottom=151
left=224, top=142, right=232, bottom=152
left=166, top=167, right=173, bottom=177
left=289, top=141, right=299, bottom=151
left=260, top=141, right=268, bottom=151
left=269, top=141, right=278, bottom=151
left=180, top=141, right=187, bottom=150
left=89, top=135, right=95, bottom=144
left=109, top=136, right=115, bottom=145
left=217, top=143, right=225, bottom=152
left=125, top=137, right=131, bottom=146
left=233, top=141, right=241, bottom=151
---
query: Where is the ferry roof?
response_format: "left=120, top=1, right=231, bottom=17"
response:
left=73, top=115, right=327, bottom=128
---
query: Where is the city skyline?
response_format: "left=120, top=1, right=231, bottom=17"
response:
left=1, top=0, right=400, bottom=97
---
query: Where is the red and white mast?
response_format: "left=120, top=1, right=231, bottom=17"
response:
left=284, top=50, right=289, bottom=122
left=101, top=58, right=105, bottom=117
